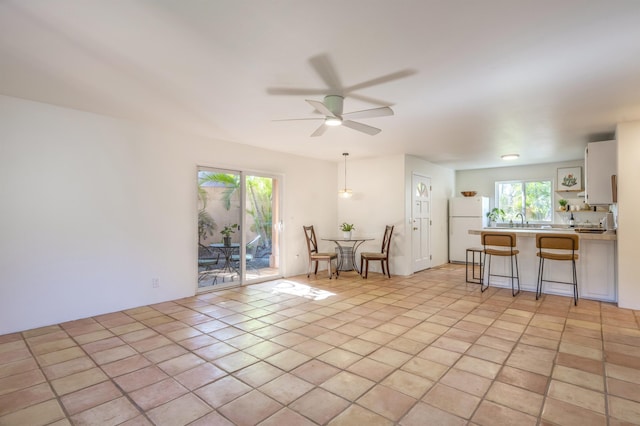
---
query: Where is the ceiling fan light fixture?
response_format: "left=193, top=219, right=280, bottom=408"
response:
left=325, top=117, right=342, bottom=126
left=501, top=153, right=520, bottom=161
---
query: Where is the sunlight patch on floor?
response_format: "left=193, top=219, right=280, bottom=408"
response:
left=271, top=279, right=336, bottom=301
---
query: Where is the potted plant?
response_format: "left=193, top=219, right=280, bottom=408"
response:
left=486, top=208, right=505, bottom=227
left=340, top=223, right=355, bottom=239
left=221, top=224, right=238, bottom=246
left=558, top=199, right=568, bottom=211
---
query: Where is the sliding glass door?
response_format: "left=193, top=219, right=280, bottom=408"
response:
left=197, top=166, right=280, bottom=290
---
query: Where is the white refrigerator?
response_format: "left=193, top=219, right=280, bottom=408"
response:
left=449, top=197, right=489, bottom=263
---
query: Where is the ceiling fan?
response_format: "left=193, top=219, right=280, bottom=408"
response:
left=268, top=54, right=415, bottom=137
left=276, top=95, right=393, bottom=137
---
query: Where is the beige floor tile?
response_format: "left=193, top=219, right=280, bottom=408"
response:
left=101, top=354, right=150, bottom=378
left=454, top=355, right=501, bottom=379
left=471, top=400, right=538, bottom=426
left=348, top=357, right=396, bottom=381
left=496, top=366, right=548, bottom=395
left=212, top=350, right=259, bottom=373
left=0, top=383, right=54, bottom=417
left=147, top=394, right=212, bottom=426
left=128, top=378, right=188, bottom=411
left=422, top=383, right=481, bottom=419
left=317, top=347, right=363, bottom=369
left=382, top=369, right=434, bottom=399
left=328, top=404, right=395, bottom=426
left=542, top=397, right=606, bottom=426
left=485, top=381, right=544, bottom=416
left=69, top=397, right=140, bottom=426
left=401, top=356, right=449, bottom=381
left=114, top=366, right=169, bottom=392
left=5, top=265, right=640, bottom=425
left=290, top=387, right=350, bottom=424
left=440, top=368, right=491, bottom=397
left=259, top=407, right=317, bottom=426
left=548, top=380, right=606, bottom=414
left=0, top=399, right=66, bottom=426
left=233, top=361, right=283, bottom=388
left=174, top=362, right=227, bottom=390
left=219, top=390, right=282, bottom=426
left=60, top=381, right=122, bottom=415
left=339, top=338, right=380, bottom=356
left=50, top=367, right=108, bottom=396
left=258, top=373, right=314, bottom=405
left=552, top=365, right=605, bottom=392
left=607, top=377, right=640, bottom=403
left=608, top=395, right=640, bottom=424
left=321, top=370, right=375, bottom=401
left=506, top=344, right=556, bottom=376
left=42, top=356, right=96, bottom=380
left=400, top=401, right=466, bottom=426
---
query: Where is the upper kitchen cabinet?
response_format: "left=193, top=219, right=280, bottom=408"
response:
left=585, top=140, right=617, bottom=205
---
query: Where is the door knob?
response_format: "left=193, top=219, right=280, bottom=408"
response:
left=413, top=227, right=418, bottom=230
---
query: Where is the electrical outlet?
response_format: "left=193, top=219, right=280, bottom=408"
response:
left=152, top=278, right=160, bottom=288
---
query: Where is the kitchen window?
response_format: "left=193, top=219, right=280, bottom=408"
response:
left=495, top=179, right=552, bottom=223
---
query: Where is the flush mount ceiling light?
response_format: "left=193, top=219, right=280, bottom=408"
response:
left=338, top=152, right=353, bottom=198
left=325, top=117, right=342, bottom=126
left=501, top=154, right=520, bottom=161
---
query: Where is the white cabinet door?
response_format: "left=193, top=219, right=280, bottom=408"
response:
left=579, top=239, right=616, bottom=302
left=585, top=140, right=617, bottom=205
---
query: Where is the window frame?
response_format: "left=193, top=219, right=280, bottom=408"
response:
left=494, top=178, right=553, bottom=224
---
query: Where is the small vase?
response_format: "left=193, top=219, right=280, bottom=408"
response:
left=223, top=236, right=232, bottom=246
left=343, top=231, right=351, bottom=239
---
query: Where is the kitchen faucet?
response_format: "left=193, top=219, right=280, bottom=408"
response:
left=515, top=212, right=524, bottom=227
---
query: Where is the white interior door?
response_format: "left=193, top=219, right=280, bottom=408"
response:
left=412, top=174, right=431, bottom=272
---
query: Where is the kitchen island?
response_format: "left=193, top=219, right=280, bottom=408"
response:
left=468, top=228, right=617, bottom=302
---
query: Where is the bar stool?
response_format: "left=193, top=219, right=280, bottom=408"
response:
left=535, top=233, right=579, bottom=305
left=480, top=231, right=520, bottom=296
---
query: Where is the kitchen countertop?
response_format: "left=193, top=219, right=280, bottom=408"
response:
left=469, top=227, right=617, bottom=241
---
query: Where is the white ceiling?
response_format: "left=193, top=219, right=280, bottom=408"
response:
left=2, top=1, right=640, bottom=169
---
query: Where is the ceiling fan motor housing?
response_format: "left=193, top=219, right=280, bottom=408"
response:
left=324, top=95, right=344, bottom=116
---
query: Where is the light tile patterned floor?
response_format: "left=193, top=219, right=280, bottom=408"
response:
left=1, top=264, right=640, bottom=425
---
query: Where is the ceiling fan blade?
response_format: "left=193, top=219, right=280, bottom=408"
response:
left=342, top=120, right=382, bottom=136
left=311, top=123, right=327, bottom=137
left=342, top=106, right=394, bottom=120
left=306, top=99, right=335, bottom=117
left=309, top=54, right=343, bottom=91
left=344, top=69, right=417, bottom=93
left=266, top=87, right=327, bottom=96
left=272, top=117, right=324, bottom=122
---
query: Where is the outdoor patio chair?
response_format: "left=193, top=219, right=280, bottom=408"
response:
left=198, top=244, right=220, bottom=284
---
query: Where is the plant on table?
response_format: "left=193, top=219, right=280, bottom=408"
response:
left=340, top=223, right=355, bottom=232
left=221, top=224, right=238, bottom=245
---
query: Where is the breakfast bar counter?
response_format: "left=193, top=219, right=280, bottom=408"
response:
left=468, top=227, right=617, bottom=302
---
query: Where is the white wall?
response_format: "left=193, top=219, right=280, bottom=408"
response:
left=616, top=121, right=640, bottom=310
left=337, top=155, right=405, bottom=274
left=0, top=95, right=337, bottom=334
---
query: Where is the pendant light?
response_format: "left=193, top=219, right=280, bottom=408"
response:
left=338, top=152, right=353, bottom=198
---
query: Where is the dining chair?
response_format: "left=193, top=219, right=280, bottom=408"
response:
left=231, top=235, right=261, bottom=274
left=303, top=225, right=338, bottom=279
left=360, top=225, right=394, bottom=279
left=198, top=244, right=220, bottom=285
left=535, top=233, right=579, bottom=305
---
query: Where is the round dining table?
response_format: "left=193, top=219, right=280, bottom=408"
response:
left=321, top=237, right=373, bottom=273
